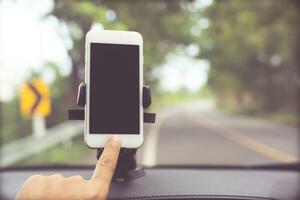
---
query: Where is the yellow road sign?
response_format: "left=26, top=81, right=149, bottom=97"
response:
left=20, top=79, right=51, bottom=118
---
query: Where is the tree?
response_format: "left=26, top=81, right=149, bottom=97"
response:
left=51, top=0, right=195, bottom=103
left=198, top=0, right=300, bottom=114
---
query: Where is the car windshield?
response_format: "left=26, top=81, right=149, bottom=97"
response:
left=0, top=0, right=299, bottom=168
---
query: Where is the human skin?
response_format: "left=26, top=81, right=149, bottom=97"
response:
left=16, top=135, right=121, bottom=200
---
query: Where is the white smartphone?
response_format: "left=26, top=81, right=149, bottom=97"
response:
left=84, top=30, right=143, bottom=148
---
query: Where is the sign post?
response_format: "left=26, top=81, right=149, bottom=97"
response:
left=32, top=115, right=46, bottom=138
left=20, top=79, right=51, bottom=138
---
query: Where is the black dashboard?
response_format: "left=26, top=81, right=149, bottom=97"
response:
left=1, top=166, right=299, bottom=200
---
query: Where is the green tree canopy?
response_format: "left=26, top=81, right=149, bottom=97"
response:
left=51, top=0, right=195, bottom=103
left=198, top=0, right=300, bottom=113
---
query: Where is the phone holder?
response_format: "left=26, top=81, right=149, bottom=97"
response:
left=68, top=82, right=156, bottom=181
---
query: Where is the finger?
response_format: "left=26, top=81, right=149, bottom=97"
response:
left=66, top=175, right=84, bottom=181
left=92, top=135, right=121, bottom=185
left=49, top=174, right=64, bottom=179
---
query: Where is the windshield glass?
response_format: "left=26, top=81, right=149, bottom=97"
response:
left=0, top=0, right=299, bottom=168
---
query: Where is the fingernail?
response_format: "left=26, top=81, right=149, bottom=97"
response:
left=111, top=135, right=121, bottom=143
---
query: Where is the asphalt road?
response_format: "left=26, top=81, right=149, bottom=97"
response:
left=138, top=101, right=299, bottom=166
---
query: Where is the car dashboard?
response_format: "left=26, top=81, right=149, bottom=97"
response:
left=1, top=165, right=299, bottom=200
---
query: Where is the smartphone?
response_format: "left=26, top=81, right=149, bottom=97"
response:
left=85, top=30, right=143, bottom=148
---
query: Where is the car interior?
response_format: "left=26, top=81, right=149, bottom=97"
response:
left=1, top=0, right=300, bottom=199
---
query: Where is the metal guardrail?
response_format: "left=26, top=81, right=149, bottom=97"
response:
left=0, top=121, right=83, bottom=167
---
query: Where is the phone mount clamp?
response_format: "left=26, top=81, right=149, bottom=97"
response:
left=68, top=82, right=156, bottom=181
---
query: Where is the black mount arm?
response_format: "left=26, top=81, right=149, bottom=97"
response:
left=69, top=82, right=156, bottom=123
left=68, top=82, right=156, bottom=181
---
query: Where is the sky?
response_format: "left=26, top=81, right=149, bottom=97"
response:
left=0, top=0, right=71, bottom=102
left=154, top=49, right=209, bottom=93
left=0, top=0, right=209, bottom=102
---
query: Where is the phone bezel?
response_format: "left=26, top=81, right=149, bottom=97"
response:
left=85, top=30, right=143, bottom=148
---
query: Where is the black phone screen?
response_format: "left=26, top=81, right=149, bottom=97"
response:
left=89, top=43, right=140, bottom=134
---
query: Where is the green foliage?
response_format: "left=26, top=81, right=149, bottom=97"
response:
left=1, top=62, right=71, bottom=145
left=45, top=62, right=71, bottom=128
left=51, top=0, right=194, bottom=89
left=2, top=98, right=32, bottom=144
left=51, top=0, right=299, bottom=117
left=3, top=0, right=299, bottom=147
left=198, top=0, right=300, bottom=115
left=18, top=136, right=93, bottom=166
left=152, top=88, right=209, bottom=109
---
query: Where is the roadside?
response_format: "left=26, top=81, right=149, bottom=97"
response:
left=142, top=101, right=299, bottom=166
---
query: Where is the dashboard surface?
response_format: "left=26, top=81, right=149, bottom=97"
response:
left=1, top=166, right=299, bottom=200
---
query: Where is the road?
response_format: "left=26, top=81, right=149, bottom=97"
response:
left=4, top=101, right=297, bottom=167
left=138, top=101, right=299, bottom=166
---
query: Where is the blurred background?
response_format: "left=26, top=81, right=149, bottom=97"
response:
left=0, top=0, right=299, bottom=167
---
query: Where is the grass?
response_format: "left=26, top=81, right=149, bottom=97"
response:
left=151, top=86, right=215, bottom=110
left=267, top=112, right=299, bottom=126
left=217, top=101, right=298, bottom=127
left=17, top=136, right=94, bottom=166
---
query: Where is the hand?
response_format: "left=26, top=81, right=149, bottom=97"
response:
left=16, top=135, right=121, bottom=200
